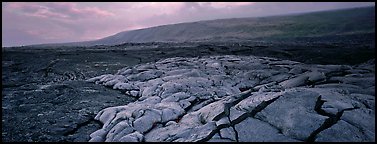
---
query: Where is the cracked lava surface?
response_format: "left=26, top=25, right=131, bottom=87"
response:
left=86, top=55, right=375, bottom=142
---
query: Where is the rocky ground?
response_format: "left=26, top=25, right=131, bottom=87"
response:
left=2, top=40, right=375, bottom=142
left=87, top=55, right=375, bottom=142
left=2, top=50, right=139, bottom=142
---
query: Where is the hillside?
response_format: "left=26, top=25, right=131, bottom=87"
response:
left=33, top=6, right=374, bottom=47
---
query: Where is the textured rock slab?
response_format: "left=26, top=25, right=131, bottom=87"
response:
left=255, top=88, right=327, bottom=141
left=340, top=108, right=375, bottom=141
left=86, top=55, right=375, bottom=142
left=235, top=91, right=282, bottom=113
left=348, top=93, right=375, bottom=110
left=235, top=117, right=300, bottom=142
left=315, top=120, right=368, bottom=142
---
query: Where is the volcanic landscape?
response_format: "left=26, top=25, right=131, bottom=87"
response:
left=2, top=6, right=375, bottom=142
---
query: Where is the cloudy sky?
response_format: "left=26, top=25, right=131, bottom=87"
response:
left=2, top=2, right=374, bottom=47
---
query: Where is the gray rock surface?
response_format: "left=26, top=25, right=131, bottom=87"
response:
left=254, top=89, right=327, bottom=141
left=87, top=55, right=375, bottom=142
left=235, top=117, right=300, bottom=142
left=316, top=120, right=368, bottom=142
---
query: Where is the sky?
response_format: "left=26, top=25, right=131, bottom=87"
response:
left=2, top=2, right=375, bottom=47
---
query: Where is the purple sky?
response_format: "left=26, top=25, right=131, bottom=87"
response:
left=2, top=2, right=375, bottom=47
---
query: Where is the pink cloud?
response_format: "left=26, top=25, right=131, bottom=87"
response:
left=131, top=2, right=185, bottom=15
left=6, top=2, right=114, bottom=20
left=7, top=2, right=40, bottom=13
left=198, top=2, right=255, bottom=9
left=44, top=3, right=114, bottom=18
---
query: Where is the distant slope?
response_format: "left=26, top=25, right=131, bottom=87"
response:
left=35, top=6, right=375, bottom=47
